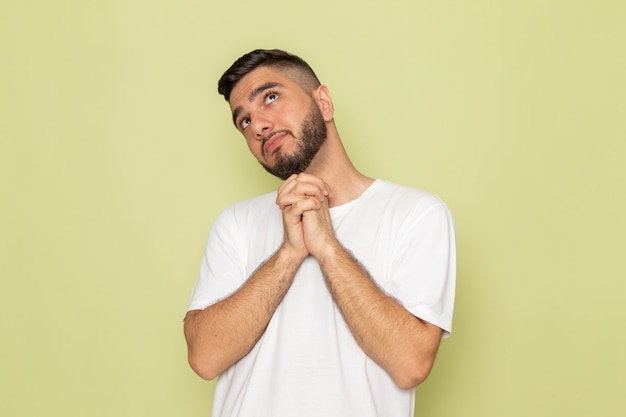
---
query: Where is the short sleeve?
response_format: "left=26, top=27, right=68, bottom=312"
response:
left=386, top=202, right=456, bottom=337
left=186, top=208, right=247, bottom=313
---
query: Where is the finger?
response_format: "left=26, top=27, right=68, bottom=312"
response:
left=291, top=173, right=330, bottom=197
left=279, top=173, right=329, bottom=200
left=283, top=196, right=322, bottom=217
left=277, top=181, right=327, bottom=209
left=276, top=174, right=300, bottom=206
left=293, top=182, right=327, bottom=201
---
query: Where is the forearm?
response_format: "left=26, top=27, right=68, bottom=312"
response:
left=318, top=243, right=442, bottom=389
left=184, top=247, right=303, bottom=379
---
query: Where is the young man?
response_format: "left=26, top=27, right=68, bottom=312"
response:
left=184, top=49, right=456, bottom=417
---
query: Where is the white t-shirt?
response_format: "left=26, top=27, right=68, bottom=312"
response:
left=187, top=179, right=456, bottom=417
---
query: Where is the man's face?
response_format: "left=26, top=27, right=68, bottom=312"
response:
left=228, top=67, right=327, bottom=180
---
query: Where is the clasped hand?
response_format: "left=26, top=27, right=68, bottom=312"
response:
left=276, top=173, right=336, bottom=260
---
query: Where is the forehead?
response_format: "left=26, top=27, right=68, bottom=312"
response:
left=229, top=67, right=299, bottom=110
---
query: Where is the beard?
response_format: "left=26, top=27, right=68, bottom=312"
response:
left=259, top=101, right=327, bottom=180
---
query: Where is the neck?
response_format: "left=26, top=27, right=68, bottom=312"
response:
left=305, top=128, right=374, bottom=208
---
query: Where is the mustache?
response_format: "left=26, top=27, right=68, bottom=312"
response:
left=262, top=129, right=293, bottom=143
left=261, top=129, right=294, bottom=156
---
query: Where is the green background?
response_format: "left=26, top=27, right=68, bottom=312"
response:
left=2, top=1, right=624, bottom=416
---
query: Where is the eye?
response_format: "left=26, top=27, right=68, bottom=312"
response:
left=240, top=118, right=251, bottom=130
left=264, top=92, right=278, bottom=104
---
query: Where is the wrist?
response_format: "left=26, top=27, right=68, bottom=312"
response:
left=312, top=238, right=345, bottom=265
left=276, top=242, right=309, bottom=265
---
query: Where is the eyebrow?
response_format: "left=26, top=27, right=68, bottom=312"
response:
left=231, top=82, right=283, bottom=127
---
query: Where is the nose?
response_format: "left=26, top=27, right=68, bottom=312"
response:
left=250, top=111, right=273, bottom=139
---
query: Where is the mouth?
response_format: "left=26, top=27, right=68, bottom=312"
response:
left=263, top=131, right=289, bottom=156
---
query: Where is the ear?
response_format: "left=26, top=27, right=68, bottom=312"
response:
left=314, top=85, right=334, bottom=122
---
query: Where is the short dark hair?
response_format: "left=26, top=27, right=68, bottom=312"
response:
left=217, top=49, right=321, bottom=102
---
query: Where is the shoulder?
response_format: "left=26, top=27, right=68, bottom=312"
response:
left=227, top=191, right=277, bottom=213
left=214, top=191, right=280, bottom=229
left=368, top=179, right=449, bottom=215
